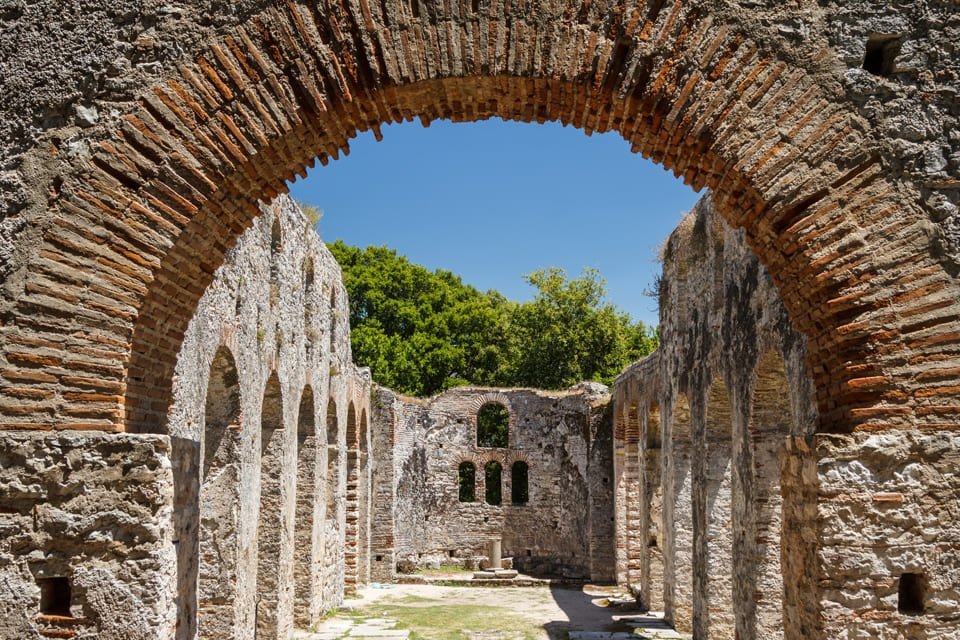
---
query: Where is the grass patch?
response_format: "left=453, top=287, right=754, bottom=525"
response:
left=417, top=564, right=470, bottom=574
left=355, top=602, right=544, bottom=640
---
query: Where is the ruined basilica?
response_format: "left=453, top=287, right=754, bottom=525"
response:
left=1, top=1, right=958, bottom=639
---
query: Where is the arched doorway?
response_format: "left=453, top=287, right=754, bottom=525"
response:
left=196, top=347, right=243, bottom=639
left=0, top=2, right=946, bottom=438
left=256, top=372, right=285, bottom=640
left=293, top=385, right=321, bottom=627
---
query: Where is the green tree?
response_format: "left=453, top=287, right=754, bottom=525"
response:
left=329, top=242, right=513, bottom=396
left=328, top=242, right=658, bottom=396
left=508, top=267, right=656, bottom=388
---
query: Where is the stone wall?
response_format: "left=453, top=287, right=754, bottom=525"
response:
left=0, top=194, right=374, bottom=639
left=0, top=431, right=175, bottom=639
left=1, top=2, right=958, bottom=439
left=165, top=193, right=372, bottom=637
left=372, top=384, right=615, bottom=581
left=613, top=194, right=960, bottom=639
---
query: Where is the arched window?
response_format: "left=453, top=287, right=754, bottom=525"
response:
left=458, top=462, right=476, bottom=502
left=477, top=402, right=509, bottom=448
left=511, top=461, right=529, bottom=505
left=484, top=461, right=502, bottom=506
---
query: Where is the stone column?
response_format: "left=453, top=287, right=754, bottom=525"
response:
left=488, top=539, right=502, bottom=570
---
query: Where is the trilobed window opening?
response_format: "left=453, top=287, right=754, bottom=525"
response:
left=257, top=373, right=284, bottom=639
left=484, top=461, right=503, bottom=506
left=458, top=462, right=476, bottom=502
left=511, top=461, right=529, bottom=505
left=477, top=403, right=509, bottom=448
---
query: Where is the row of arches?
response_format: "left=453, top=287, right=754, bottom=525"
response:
left=457, top=460, right=529, bottom=505
left=183, top=344, right=370, bottom=639
left=615, top=350, right=796, bottom=640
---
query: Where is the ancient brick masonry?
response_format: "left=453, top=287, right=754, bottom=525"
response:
left=1, top=1, right=958, bottom=437
left=369, top=384, right=616, bottom=582
left=614, top=196, right=960, bottom=640
left=0, top=1, right=958, bottom=638
left=163, top=195, right=372, bottom=639
left=0, top=196, right=373, bottom=640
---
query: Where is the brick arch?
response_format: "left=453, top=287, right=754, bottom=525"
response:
left=505, top=450, right=532, bottom=469
left=1, top=0, right=956, bottom=434
left=467, top=392, right=512, bottom=415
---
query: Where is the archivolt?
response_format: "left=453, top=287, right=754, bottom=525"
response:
left=0, top=0, right=954, bottom=435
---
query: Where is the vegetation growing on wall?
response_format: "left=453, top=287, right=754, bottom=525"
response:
left=329, top=241, right=658, bottom=397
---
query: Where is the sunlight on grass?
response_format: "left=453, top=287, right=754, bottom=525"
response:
left=357, top=602, right=545, bottom=640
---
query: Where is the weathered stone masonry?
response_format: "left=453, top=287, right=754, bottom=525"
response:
left=0, top=1, right=959, bottom=639
left=1, top=1, right=959, bottom=437
left=163, top=194, right=372, bottom=639
left=0, top=432, right=176, bottom=639
left=370, top=384, right=616, bottom=582
left=614, top=196, right=960, bottom=640
left=0, top=195, right=374, bottom=640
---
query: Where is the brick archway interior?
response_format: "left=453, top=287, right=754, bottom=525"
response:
left=2, top=0, right=955, bottom=435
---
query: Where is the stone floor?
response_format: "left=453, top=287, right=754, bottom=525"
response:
left=295, top=583, right=691, bottom=640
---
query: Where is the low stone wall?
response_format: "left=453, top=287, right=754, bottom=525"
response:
left=372, top=384, right=615, bottom=581
left=0, top=431, right=175, bottom=640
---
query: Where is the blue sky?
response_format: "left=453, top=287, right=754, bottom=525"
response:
left=288, top=118, right=701, bottom=328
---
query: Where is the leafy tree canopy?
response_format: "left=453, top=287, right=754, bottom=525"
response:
left=328, top=241, right=658, bottom=397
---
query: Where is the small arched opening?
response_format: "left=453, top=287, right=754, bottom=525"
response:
left=510, top=461, right=529, bottom=505
left=477, top=402, right=509, bottom=448
left=195, top=346, right=243, bottom=640
left=484, top=461, right=503, bottom=506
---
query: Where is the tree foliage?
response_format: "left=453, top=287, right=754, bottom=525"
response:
left=328, top=241, right=659, bottom=397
